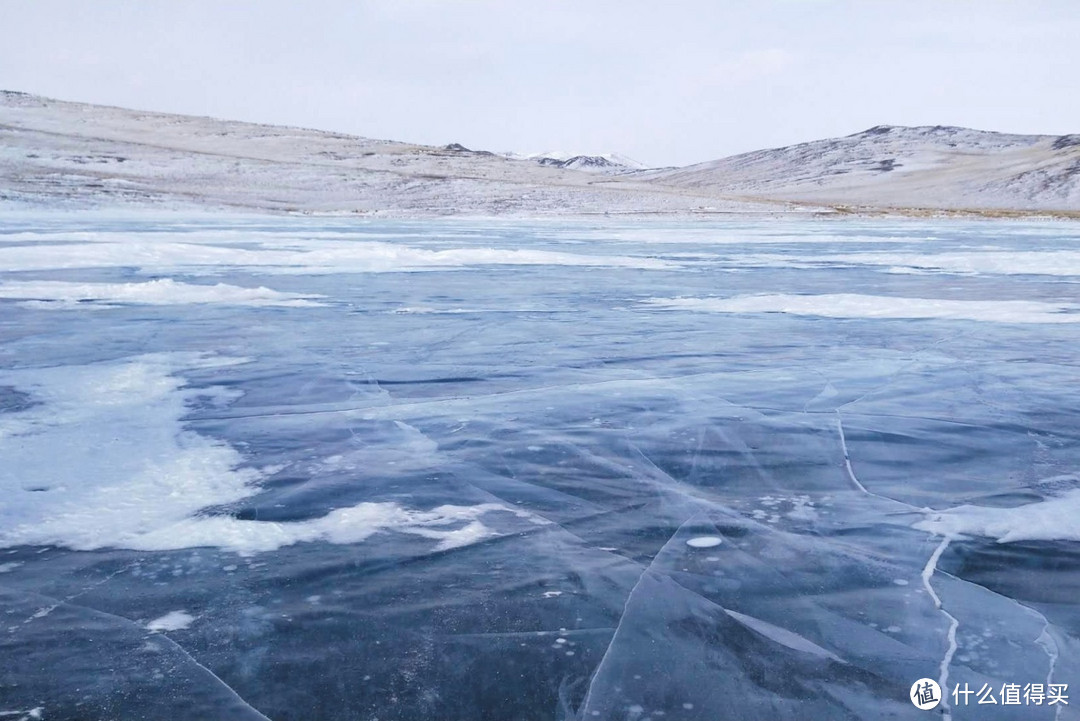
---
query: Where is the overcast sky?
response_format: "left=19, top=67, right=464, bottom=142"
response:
left=3, top=1, right=1078, bottom=167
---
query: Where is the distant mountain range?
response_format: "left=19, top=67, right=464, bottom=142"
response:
left=507, top=151, right=647, bottom=174
left=2, top=91, right=1077, bottom=217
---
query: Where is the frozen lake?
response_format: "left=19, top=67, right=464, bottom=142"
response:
left=1, top=216, right=1079, bottom=720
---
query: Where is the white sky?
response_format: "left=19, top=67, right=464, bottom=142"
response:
left=2, top=1, right=1078, bottom=167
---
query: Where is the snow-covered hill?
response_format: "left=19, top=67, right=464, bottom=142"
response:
left=643, top=125, right=1080, bottom=212
left=2, top=91, right=1077, bottom=216
left=0, top=91, right=771, bottom=216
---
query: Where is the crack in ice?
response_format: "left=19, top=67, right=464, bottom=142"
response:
left=833, top=411, right=919, bottom=511
left=938, top=567, right=1064, bottom=721
left=921, top=535, right=959, bottom=721
left=13, top=564, right=131, bottom=630
left=578, top=515, right=700, bottom=717
left=152, top=632, right=274, bottom=720
left=12, top=590, right=273, bottom=720
left=835, top=412, right=871, bottom=495
left=1036, top=624, right=1062, bottom=721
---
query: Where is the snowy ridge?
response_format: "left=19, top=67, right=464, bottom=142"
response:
left=2, top=90, right=1078, bottom=214
left=0, top=91, right=769, bottom=216
left=644, top=124, right=1080, bottom=212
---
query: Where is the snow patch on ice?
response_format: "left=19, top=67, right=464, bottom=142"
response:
left=0, top=279, right=325, bottom=307
left=644, top=294, right=1080, bottom=324
left=146, top=610, right=194, bottom=632
left=0, top=353, right=262, bottom=551
left=737, top=250, right=1080, bottom=277
left=0, top=353, right=539, bottom=555
left=118, top=501, right=521, bottom=555
left=916, top=489, right=1080, bottom=543
left=0, top=238, right=674, bottom=274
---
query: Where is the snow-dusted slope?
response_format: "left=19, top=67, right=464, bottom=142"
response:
left=4, top=91, right=1077, bottom=216
left=0, top=91, right=770, bottom=216
left=644, top=125, right=1080, bottom=212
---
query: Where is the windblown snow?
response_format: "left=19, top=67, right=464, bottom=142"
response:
left=0, top=354, right=537, bottom=555
left=643, top=293, right=1080, bottom=323
left=916, top=483, right=1080, bottom=543
left=0, top=232, right=674, bottom=274
left=0, top=279, right=324, bottom=307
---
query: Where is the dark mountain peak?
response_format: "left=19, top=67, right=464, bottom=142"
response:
left=564, top=155, right=619, bottom=168
left=533, top=154, right=631, bottom=172
left=1052, top=134, right=1080, bottom=150
left=861, top=125, right=895, bottom=136
left=442, top=142, right=496, bottom=157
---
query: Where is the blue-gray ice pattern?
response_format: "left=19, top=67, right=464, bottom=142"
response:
left=1, top=216, right=1079, bottom=721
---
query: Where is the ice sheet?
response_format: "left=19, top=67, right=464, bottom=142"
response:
left=2, top=215, right=1079, bottom=721
left=643, top=293, right=1080, bottom=323
left=0, top=279, right=324, bottom=307
left=732, top=249, right=1080, bottom=276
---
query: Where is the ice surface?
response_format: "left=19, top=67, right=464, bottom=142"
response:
left=2, top=216, right=1079, bottom=721
left=0, top=279, right=324, bottom=307
left=730, top=249, right=1080, bottom=277
left=722, top=608, right=847, bottom=664
left=644, top=293, right=1080, bottom=323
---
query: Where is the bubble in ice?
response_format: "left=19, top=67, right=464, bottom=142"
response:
left=686, top=536, right=723, bottom=548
